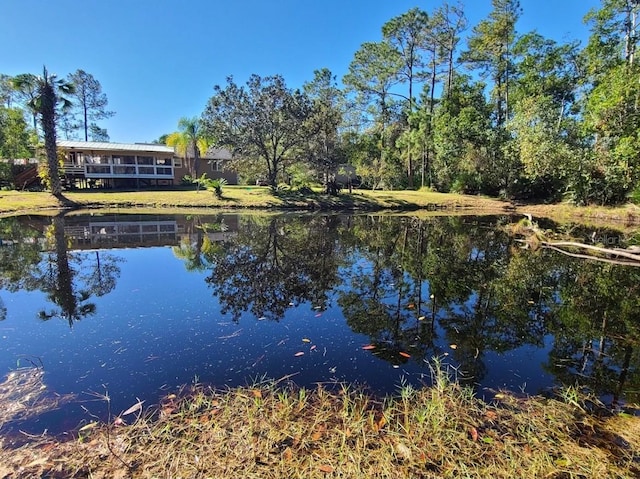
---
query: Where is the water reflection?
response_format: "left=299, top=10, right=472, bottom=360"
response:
left=0, top=214, right=122, bottom=327
left=196, top=214, right=640, bottom=401
left=0, top=212, right=639, bottom=414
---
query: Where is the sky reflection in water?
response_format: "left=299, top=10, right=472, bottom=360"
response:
left=0, top=213, right=638, bottom=435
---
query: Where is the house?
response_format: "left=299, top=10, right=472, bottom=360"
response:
left=173, top=146, right=238, bottom=185
left=57, top=140, right=177, bottom=188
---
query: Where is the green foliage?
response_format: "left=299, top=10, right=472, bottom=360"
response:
left=196, top=174, right=227, bottom=199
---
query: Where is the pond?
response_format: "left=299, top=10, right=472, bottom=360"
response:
left=0, top=212, right=639, bottom=436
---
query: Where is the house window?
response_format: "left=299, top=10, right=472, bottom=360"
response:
left=87, top=154, right=110, bottom=164
left=174, top=158, right=182, bottom=168
left=113, top=155, right=136, bottom=165
left=137, top=156, right=154, bottom=165
left=156, top=158, right=172, bottom=166
left=211, top=160, right=221, bottom=171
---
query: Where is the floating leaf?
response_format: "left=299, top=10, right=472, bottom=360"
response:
left=407, top=303, right=415, bottom=309
left=361, top=344, right=376, bottom=350
left=294, top=352, right=305, bottom=357
left=122, top=399, right=144, bottom=416
left=310, top=345, right=317, bottom=351
left=318, top=464, right=334, bottom=473
left=418, top=316, right=426, bottom=321
left=449, top=344, right=458, bottom=350
left=166, top=394, right=176, bottom=400
left=315, top=313, right=322, bottom=317
left=399, top=352, right=411, bottom=358
left=302, top=338, right=311, bottom=343
left=469, top=426, right=479, bottom=442
left=494, top=393, right=506, bottom=399
left=79, top=422, right=98, bottom=432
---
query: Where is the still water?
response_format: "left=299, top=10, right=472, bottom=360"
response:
left=0, top=212, right=638, bottom=435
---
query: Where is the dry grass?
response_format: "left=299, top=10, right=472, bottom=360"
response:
left=1, top=366, right=638, bottom=479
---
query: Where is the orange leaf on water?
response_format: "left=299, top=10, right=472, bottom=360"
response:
left=361, top=344, right=376, bottom=350
left=294, top=351, right=305, bottom=357
left=399, top=352, right=411, bottom=358
left=318, top=464, right=334, bottom=473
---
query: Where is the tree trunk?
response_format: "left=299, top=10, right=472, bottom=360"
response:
left=41, top=81, right=62, bottom=196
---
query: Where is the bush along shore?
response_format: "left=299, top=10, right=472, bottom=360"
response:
left=1, top=364, right=639, bottom=478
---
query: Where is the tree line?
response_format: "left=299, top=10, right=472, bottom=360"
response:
left=198, top=0, right=639, bottom=205
left=2, top=0, right=638, bottom=206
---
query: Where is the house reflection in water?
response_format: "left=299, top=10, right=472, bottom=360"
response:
left=62, top=214, right=238, bottom=250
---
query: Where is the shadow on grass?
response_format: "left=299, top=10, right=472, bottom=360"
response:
left=274, top=189, right=387, bottom=210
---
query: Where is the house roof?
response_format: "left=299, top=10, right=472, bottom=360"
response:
left=57, top=140, right=175, bottom=154
left=181, top=144, right=233, bottom=160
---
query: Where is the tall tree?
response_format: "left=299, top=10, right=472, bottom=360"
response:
left=13, top=67, right=74, bottom=196
left=166, top=117, right=210, bottom=183
left=202, top=75, right=311, bottom=190
left=67, top=69, right=114, bottom=141
left=580, top=0, right=640, bottom=204
left=344, top=42, right=403, bottom=188
left=382, top=7, right=429, bottom=187
left=461, top=0, right=521, bottom=127
left=303, top=68, right=345, bottom=194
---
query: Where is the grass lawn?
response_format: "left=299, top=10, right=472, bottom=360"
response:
left=2, top=187, right=640, bottom=227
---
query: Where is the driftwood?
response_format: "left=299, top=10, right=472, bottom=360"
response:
left=542, top=243, right=640, bottom=267
left=512, top=215, right=640, bottom=267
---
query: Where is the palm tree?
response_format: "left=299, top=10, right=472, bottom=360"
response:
left=12, top=67, right=74, bottom=197
left=166, top=117, right=211, bottom=190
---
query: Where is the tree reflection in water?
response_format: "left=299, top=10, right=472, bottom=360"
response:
left=0, top=214, right=122, bottom=327
left=198, top=214, right=640, bottom=402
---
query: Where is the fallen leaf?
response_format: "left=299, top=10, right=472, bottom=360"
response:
left=311, top=430, right=322, bottom=441
left=310, top=345, right=317, bottom=351
left=449, top=344, right=458, bottom=350
left=418, top=316, right=426, bottom=321
left=302, top=338, right=311, bottom=343
left=315, top=313, right=322, bottom=317
left=376, top=415, right=387, bottom=431
left=283, top=447, right=293, bottom=461
left=252, top=389, right=262, bottom=398
left=469, top=426, right=479, bottom=442
left=113, top=416, right=125, bottom=426
left=395, top=442, right=412, bottom=460
left=399, top=352, right=411, bottom=358
left=122, top=399, right=144, bottom=416
left=494, top=393, right=506, bottom=399
left=361, top=344, right=376, bottom=350
left=485, top=410, right=498, bottom=421
left=318, top=464, right=334, bottom=473
left=407, top=303, right=415, bottom=309
left=166, top=394, right=177, bottom=400
left=294, top=351, right=305, bottom=357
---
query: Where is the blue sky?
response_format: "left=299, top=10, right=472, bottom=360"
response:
left=2, top=0, right=601, bottom=143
